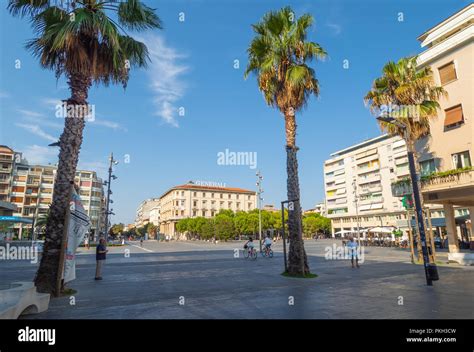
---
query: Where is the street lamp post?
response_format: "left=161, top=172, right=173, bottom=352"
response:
left=104, top=153, right=118, bottom=245
left=377, top=116, right=438, bottom=285
left=256, top=171, right=263, bottom=253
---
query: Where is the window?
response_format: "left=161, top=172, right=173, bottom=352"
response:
left=193, top=192, right=197, bottom=196
left=202, top=192, right=206, bottom=197
left=420, top=159, right=436, bottom=176
left=452, top=151, right=471, bottom=169
left=444, top=105, right=464, bottom=128
left=438, top=61, right=457, bottom=85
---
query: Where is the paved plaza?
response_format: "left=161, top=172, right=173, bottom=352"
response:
left=0, top=239, right=473, bottom=319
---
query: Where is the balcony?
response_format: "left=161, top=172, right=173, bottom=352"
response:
left=391, top=179, right=412, bottom=197
left=421, top=168, right=474, bottom=193
left=391, top=168, right=474, bottom=198
left=359, top=197, right=383, bottom=206
left=358, top=174, right=381, bottom=185
left=359, top=185, right=382, bottom=195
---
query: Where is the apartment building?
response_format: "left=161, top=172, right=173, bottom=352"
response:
left=0, top=146, right=17, bottom=203
left=305, top=202, right=327, bottom=216
left=149, top=205, right=160, bottom=226
left=0, top=145, right=104, bottom=238
left=414, top=3, right=474, bottom=261
left=134, top=198, right=160, bottom=228
left=324, top=134, right=412, bottom=236
left=158, top=182, right=257, bottom=238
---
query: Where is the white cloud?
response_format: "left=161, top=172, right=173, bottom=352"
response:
left=326, top=22, right=342, bottom=35
left=17, top=108, right=63, bottom=129
left=17, top=109, right=44, bottom=118
left=41, top=98, right=63, bottom=109
left=141, top=34, right=189, bottom=127
left=90, top=118, right=127, bottom=132
left=15, top=123, right=58, bottom=143
left=22, top=145, right=58, bottom=165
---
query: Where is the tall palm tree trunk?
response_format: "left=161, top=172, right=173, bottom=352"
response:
left=285, top=114, right=310, bottom=275
left=34, top=72, right=91, bottom=295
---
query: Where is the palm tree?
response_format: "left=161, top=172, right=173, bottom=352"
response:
left=8, top=0, right=162, bottom=295
left=364, top=56, right=446, bottom=262
left=245, top=7, right=327, bottom=276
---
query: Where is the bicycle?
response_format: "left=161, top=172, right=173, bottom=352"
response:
left=261, top=246, right=273, bottom=258
left=243, top=246, right=257, bottom=260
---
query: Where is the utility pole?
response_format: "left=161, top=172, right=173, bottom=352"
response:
left=104, top=153, right=118, bottom=245
left=256, top=171, right=263, bottom=253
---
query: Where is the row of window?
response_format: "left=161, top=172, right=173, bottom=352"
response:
left=420, top=150, right=471, bottom=176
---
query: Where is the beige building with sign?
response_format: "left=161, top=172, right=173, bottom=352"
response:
left=414, top=3, right=474, bottom=263
left=158, top=182, right=256, bottom=238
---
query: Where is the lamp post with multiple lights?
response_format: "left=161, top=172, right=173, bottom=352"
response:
left=256, top=171, right=264, bottom=253
left=103, top=153, right=118, bottom=244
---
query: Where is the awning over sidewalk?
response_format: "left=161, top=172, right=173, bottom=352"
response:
left=0, top=216, right=33, bottom=224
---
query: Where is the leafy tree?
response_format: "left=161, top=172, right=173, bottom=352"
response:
left=234, top=211, right=249, bottom=238
left=110, top=223, right=124, bottom=237
left=176, top=218, right=189, bottom=234
left=200, top=218, right=215, bottom=240
left=217, top=209, right=234, bottom=218
left=245, top=7, right=326, bottom=275
left=214, top=214, right=235, bottom=241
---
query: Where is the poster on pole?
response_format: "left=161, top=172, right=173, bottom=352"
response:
left=63, top=188, right=91, bottom=283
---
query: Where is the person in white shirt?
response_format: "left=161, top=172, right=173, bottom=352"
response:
left=263, top=235, right=272, bottom=251
left=347, top=237, right=360, bottom=268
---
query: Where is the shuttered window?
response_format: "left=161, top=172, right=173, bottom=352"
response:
left=444, top=105, right=464, bottom=127
left=438, top=62, right=457, bottom=85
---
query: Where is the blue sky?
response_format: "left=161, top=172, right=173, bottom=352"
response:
left=0, top=0, right=469, bottom=225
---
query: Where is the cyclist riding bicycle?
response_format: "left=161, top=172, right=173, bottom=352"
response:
left=263, top=235, right=272, bottom=253
left=244, top=237, right=255, bottom=253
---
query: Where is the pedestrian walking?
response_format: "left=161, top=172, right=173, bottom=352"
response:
left=347, top=237, right=360, bottom=268
left=84, top=235, right=90, bottom=250
left=95, top=238, right=108, bottom=280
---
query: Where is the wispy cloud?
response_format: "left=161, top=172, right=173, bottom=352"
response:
left=90, top=115, right=127, bottom=132
left=17, top=109, right=44, bottom=118
left=0, top=90, right=10, bottom=99
left=16, top=108, right=63, bottom=129
left=41, top=98, right=63, bottom=109
left=22, top=145, right=58, bottom=165
left=326, top=22, right=342, bottom=35
left=141, top=34, right=189, bottom=127
left=16, top=123, right=58, bottom=143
